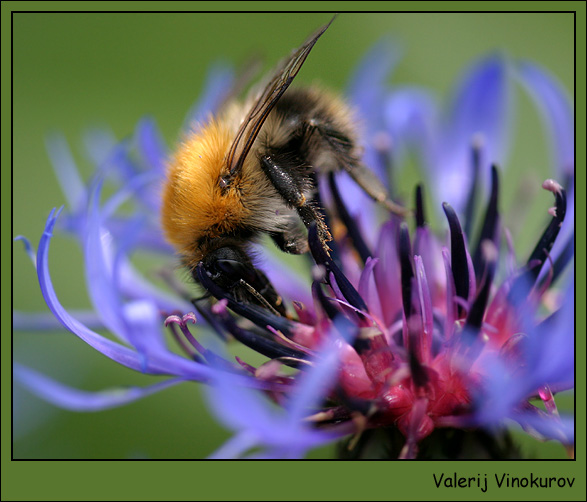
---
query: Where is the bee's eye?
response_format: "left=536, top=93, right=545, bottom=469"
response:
left=201, top=247, right=256, bottom=288
left=216, top=259, right=254, bottom=283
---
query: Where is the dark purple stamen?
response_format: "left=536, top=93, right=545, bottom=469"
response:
left=472, top=164, right=500, bottom=281
left=328, top=172, right=373, bottom=264
left=408, top=349, right=429, bottom=389
left=537, top=234, right=574, bottom=289
left=196, top=263, right=297, bottom=337
left=525, top=181, right=567, bottom=281
left=220, top=315, right=309, bottom=367
left=312, top=281, right=343, bottom=321
left=398, top=222, right=414, bottom=321
left=443, top=203, right=470, bottom=315
left=165, top=314, right=232, bottom=368
left=191, top=301, right=228, bottom=341
left=463, top=140, right=482, bottom=238
left=466, top=242, right=497, bottom=330
left=510, top=180, right=567, bottom=301
left=312, top=280, right=374, bottom=357
left=415, top=185, right=426, bottom=228
left=308, top=222, right=369, bottom=314
left=165, top=317, right=205, bottom=363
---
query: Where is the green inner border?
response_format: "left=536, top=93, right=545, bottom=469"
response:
left=3, top=1, right=585, bottom=501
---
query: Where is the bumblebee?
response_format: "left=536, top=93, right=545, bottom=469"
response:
left=161, top=18, right=404, bottom=315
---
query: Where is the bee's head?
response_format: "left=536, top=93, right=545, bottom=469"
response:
left=196, top=244, right=285, bottom=316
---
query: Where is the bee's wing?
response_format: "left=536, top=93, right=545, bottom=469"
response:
left=226, top=16, right=335, bottom=177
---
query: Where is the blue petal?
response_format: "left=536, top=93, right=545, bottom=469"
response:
left=346, top=38, right=401, bottom=183
left=14, top=363, right=184, bottom=412
left=516, top=61, right=574, bottom=179
left=37, top=208, right=157, bottom=371
left=135, top=117, right=167, bottom=176
left=331, top=172, right=377, bottom=246
left=517, top=61, right=574, bottom=276
left=182, top=62, right=235, bottom=132
left=204, top=358, right=343, bottom=458
left=35, top=208, right=219, bottom=381
left=346, top=38, right=400, bottom=132
left=83, top=182, right=130, bottom=343
left=208, top=431, right=259, bottom=459
left=45, top=133, right=87, bottom=210
left=13, top=310, right=104, bottom=332
left=82, top=127, right=118, bottom=172
left=250, top=245, right=313, bottom=308
left=528, top=276, right=574, bottom=387
left=14, top=236, right=36, bottom=267
left=383, top=87, right=438, bottom=173
left=514, top=409, right=574, bottom=444
left=117, top=256, right=193, bottom=315
left=474, top=276, right=574, bottom=429
left=436, top=54, right=511, bottom=212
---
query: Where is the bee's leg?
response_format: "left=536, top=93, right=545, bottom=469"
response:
left=270, top=226, right=309, bottom=254
left=345, top=162, right=408, bottom=216
left=260, top=154, right=332, bottom=250
left=309, top=122, right=409, bottom=217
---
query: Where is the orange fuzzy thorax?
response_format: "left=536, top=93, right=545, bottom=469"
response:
left=161, top=120, right=250, bottom=263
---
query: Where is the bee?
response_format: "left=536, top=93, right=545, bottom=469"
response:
left=161, top=17, right=404, bottom=315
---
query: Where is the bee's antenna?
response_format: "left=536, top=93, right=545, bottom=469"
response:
left=239, top=279, right=282, bottom=317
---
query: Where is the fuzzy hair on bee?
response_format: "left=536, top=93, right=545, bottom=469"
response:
left=161, top=16, right=405, bottom=315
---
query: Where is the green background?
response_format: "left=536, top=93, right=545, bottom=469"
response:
left=5, top=1, right=585, bottom=501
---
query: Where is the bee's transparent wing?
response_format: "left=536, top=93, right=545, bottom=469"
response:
left=226, top=17, right=335, bottom=178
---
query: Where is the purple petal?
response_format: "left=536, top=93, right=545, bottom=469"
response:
left=414, top=226, right=445, bottom=305
left=14, top=363, right=184, bottom=412
left=374, top=219, right=402, bottom=325
left=286, top=320, right=357, bottom=423
left=414, top=255, right=433, bottom=362
left=357, top=256, right=379, bottom=316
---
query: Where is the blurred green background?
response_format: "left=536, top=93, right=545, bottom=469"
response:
left=12, top=10, right=574, bottom=460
